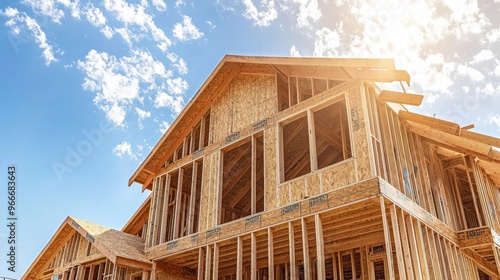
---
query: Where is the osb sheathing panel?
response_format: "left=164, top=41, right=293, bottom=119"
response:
left=199, top=151, right=220, bottom=232
left=278, top=159, right=356, bottom=208
left=347, top=87, right=372, bottom=181
left=211, top=74, right=277, bottom=143
left=264, top=127, right=278, bottom=211
left=305, top=172, right=320, bottom=197
left=156, top=262, right=197, bottom=280
left=321, top=159, right=356, bottom=192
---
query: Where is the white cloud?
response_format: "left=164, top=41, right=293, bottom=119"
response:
left=22, top=0, right=80, bottom=23
left=135, top=107, right=151, bottom=129
left=172, top=15, right=204, bottom=41
left=166, top=52, right=188, bottom=75
left=471, top=49, right=494, bottom=64
left=206, top=20, right=216, bottom=30
left=103, top=0, right=171, bottom=51
left=112, top=141, right=136, bottom=159
left=456, top=64, right=485, bottom=82
left=485, top=28, right=500, bottom=43
left=158, top=121, right=170, bottom=134
left=152, top=0, right=167, bottom=11
left=2, top=7, right=58, bottom=65
left=313, top=26, right=341, bottom=56
left=135, top=107, right=151, bottom=119
left=106, top=103, right=127, bottom=126
left=489, top=114, right=500, bottom=132
left=290, top=0, right=322, bottom=28
left=175, top=0, right=186, bottom=7
left=290, top=45, right=301, bottom=57
left=242, top=0, right=278, bottom=27
left=494, top=63, right=500, bottom=78
left=77, top=49, right=173, bottom=126
left=83, top=4, right=114, bottom=38
left=154, top=92, right=185, bottom=114
left=442, top=0, right=490, bottom=39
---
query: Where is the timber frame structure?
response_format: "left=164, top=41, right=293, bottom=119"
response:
left=24, top=55, right=500, bottom=280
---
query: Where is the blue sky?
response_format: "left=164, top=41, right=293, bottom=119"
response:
left=0, top=0, right=499, bottom=277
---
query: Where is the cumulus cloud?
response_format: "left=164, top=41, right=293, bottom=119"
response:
left=471, top=49, right=494, bottom=64
left=489, top=114, right=500, bottom=132
left=77, top=49, right=174, bottom=126
left=485, top=28, right=500, bottom=43
left=172, top=15, right=204, bottom=41
left=135, top=107, right=151, bottom=129
left=22, top=0, right=81, bottom=23
left=456, top=64, right=485, bottom=82
left=242, top=0, right=278, bottom=27
left=313, top=27, right=341, bottom=57
left=289, top=0, right=322, bottom=28
left=154, top=92, right=185, bottom=114
left=290, top=45, right=301, bottom=57
left=152, top=0, right=167, bottom=11
left=83, top=3, right=114, bottom=38
left=2, top=7, right=59, bottom=65
left=135, top=107, right=151, bottom=119
left=166, top=52, right=188, bottom=75
left=103, top=0, right=171, bottom=51
left=158, top=121, right=170, bottom=134
left=112, top=141, right=136, bottom=159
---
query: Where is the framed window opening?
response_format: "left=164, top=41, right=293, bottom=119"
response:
left=279, top=96, right=352, bottom=183
left=219, top=133, right=265, bottom=225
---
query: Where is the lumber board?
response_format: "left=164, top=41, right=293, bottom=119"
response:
left=399, top=111, right=460, bottom=135
left=379, top=90, right=423, bottom=106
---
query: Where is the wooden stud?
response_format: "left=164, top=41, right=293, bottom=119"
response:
left=237, top=237, right=243, bottom=280
left=397, top=209, right=415, bottom=280
left=301, top=218, right=311, bottom=280
left=205, top=245, right=212, bottom=280
left=379, top=197, right=395, bottom=280
left=268, top=228, right=275, bottom=280
left=213, top=243, right=219, bottom=279
left=350, top=249, right=357, bottom=280
left=389, top=204, right=406, bottom=280
left=315, top=214, right=325, bottom=280
left=289, top=222, right=297, bottom=280
left=197, top=247, right=205, bottom=280
left=251, top=135, right=257, bottom=214
left=251, top=232, right=257, bottom=279
left=173, top=169, right=183, bottom=239
left=188, top=163, right=198, bottom=234
left=307, top=109, right=318, bottom=172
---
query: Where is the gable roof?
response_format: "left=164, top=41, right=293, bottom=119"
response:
left=128, top=55, right=412, bottom=190
left=23, top=217, right=151, bottom=280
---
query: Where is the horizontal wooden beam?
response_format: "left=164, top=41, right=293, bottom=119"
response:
left=379, top=90, right=423, bottom=106
left=399, top=111, right=460, bottom=135
left=475, top=158, right=500, bottom=179
left=223, top=55, right=396, bottom=70
left=116, top=256, right=152, bottom=271
left=344, top=68, right=411, bottom=85
left=460, top=130, right=500, bottom=148
left=406, top=121, right=500, bottom=162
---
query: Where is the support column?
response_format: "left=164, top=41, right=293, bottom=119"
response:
left=380, top=197, right=395, bottom=280
left=315, top=214, right=325, bottom=280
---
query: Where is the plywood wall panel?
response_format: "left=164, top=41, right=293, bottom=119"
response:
left=264, top=127, right=278, bottom=211
left=321, top=160, right=356, bottom=192
left=210, top=74, right=277, bottom=144
left=347, top=87, right=372, bottom=181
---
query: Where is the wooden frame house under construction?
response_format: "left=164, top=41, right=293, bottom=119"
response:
left=24, top=55, right=500, bottom=280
